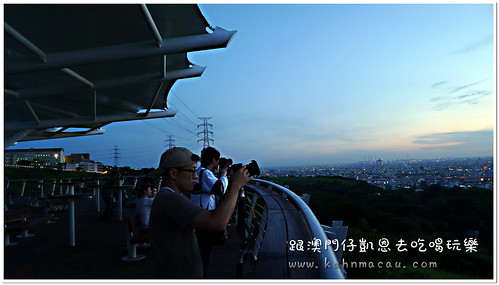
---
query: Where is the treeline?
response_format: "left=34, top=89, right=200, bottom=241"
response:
left=267, top=176, right=493, bottom=279
left=4, top=167, right=98, bottom=180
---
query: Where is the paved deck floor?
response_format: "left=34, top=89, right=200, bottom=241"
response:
left=4, top=196, right=253, bottom=279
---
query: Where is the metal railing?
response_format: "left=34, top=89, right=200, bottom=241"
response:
left=250, top=178, right=346, bottom=279
left=5, top=176, right=142, bottom=196
left=4, top=176, right=142, bottom=209
left=233, top=187, right=268, bottom=277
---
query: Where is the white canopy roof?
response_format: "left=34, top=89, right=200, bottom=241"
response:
left=4, top=4, right=236, bottom=147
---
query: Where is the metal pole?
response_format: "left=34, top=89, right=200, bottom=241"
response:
left=118, top=180, right=123, bottom=221
left=21, top=180, right=26, bottom=196
left=40, top=180, right=44, bottom=198
left=96, top=180, right=101, bottom=212
left=51, top=179, right=57, bottom=196
left=69, top=199, right=75, bottom=247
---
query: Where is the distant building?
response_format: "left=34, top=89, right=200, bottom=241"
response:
left=64, top=153, right=91, bottom=164
left=384, top=179, right=398, bottom=190
left=65, top=161, right=104, bottom=173
left=4, top=148, right=64, bottom=167
left=83, top=162, right=104, bottom=173
left=5, top=148, right=104, bottom=173
left=64, top=153, right=104, bottom=173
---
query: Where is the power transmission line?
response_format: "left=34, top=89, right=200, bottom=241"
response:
left=166, top=135, right=175, bottom=149
left=168, top=102, right=198, bottom=126
left=197, top=117, right=214, bottom=149
left=113, top=145, right=121, bottom=168
left=168, top=117, right=196, bottom=134
left=142, top=120, right=171, bottom=135
left=170, top=90, right=199, bottom=119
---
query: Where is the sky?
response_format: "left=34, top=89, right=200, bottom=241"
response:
left=6, top=3, right=495, bottom=169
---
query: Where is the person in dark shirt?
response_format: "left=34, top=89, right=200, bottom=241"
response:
left=100, top=170, right=121, bottom=220
left=148, top=147, right=251, bottom=278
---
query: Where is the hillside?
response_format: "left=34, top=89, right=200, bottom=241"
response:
left=267, top=176, right=493, bottom=279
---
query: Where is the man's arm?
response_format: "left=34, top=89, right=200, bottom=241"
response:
left=191, top=166, right=251, bottom=231
left=205, top=169, right=228, bottom=195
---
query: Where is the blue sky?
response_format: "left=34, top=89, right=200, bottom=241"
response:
left=7, top=3, right=495, bottom=169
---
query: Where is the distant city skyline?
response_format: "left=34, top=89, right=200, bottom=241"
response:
left=5, top=3, right=495, bottom=169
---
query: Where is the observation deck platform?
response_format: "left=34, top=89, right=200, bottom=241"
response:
left=4, top=197, right=243, bottom=279
left=4, top=180, right=345, bottom=279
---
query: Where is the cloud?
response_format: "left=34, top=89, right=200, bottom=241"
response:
left=449, top=34, right=493, bottom=54
left=430, top=79, right=491, bottom=111
left=413, top=130, right=493, bottom=154
left=448, top=79, right=488, bottom=94
left=432, top=102, right=453, bottom=111
left=457, top=90, right=491, bottom=100
left=431, top=81, right=447, bottom=89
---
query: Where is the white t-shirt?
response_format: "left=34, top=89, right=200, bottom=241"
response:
left=190, top=167, right=228, bottom=210
left=136, top=196, right=154, bottom=229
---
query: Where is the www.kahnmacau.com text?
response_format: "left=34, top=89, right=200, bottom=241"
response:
left=288, top=258, right=437, bottom=270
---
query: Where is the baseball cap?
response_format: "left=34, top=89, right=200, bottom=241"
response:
left=149, top=147, right=200, bottom=179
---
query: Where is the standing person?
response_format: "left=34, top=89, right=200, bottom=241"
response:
left=100, top=170, right=121, bottom=221
left=190, top=147, right=228, bottom=210
left=148, top=147, right=251, bottom=278
left=135, top=183, right=156, bottom=229
left=190, top=147, right=229, bottom=276
left=134, top=183, right=156, bottom=241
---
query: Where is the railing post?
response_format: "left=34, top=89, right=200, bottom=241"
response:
left=51, top=179, right=57, bottom=196
left=66, top=179, right=71, bottom=195
left=69, top=182, right=74, bottom=195
left=39, top=180, right=44, bottom=198
left=20, top=180, right=26, bottom=196
left=96, top=179, right=101, bottom=212
left=6, top=179, right=14, bottom=205
left=118, top=179, right=123, bottom=221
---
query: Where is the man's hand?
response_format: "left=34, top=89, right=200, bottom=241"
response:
left=220, top=166, right=228, bottom=176
left=230, top=165, right=252, bottom=190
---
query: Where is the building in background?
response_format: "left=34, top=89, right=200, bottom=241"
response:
left=64, top=153, right=90, bottom=164
left=4, top=148, right=104, bottom=172
left=4, top=148, right=64, bottom=167
left=64, top=153, right=104, bottom=173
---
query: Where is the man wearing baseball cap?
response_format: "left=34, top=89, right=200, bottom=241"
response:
left=148, top=147, right=252, bottom=278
